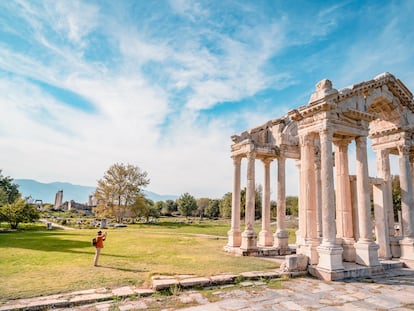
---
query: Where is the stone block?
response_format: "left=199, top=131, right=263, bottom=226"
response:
left=210, top=274, right=238, bottom=285
left=179, top=277, right=211, bottom=288
left=280, top=254, right=309, bottom=272
left=151, top=278, right=179, bottom=290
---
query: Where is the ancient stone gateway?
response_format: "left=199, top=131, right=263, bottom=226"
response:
left=225, top=72, right=414, bottom=280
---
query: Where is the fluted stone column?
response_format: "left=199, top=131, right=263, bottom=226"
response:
left=296, top=160, right=305, bottom=245
left=317, top=128, right=344, bottom=271
left=315, top=148, right=322, bottom=238
left=399, top=145, right=414, bottom=239
left=259, top=158, right=273, bottom=247
left=350, top=176, right=359, bottom=241
left=298, top=134, right=319, bottom=264
left=374, top=149, right=392, bottom=259
left=334, top=139, right=355, bottom=262
left=274, top=156, right=290, bottom=253
left=241, top=152, right=257, bottom=250
left=398, top=145, right=414, bottom=263
left=227, top=156, right=242, bottom=247
left=354, top=136, right=380, bottom=266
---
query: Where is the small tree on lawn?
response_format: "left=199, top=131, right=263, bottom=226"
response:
left=219, top=192, right=232, bottom=219
left=93, top=163, right=150, bottom=222
left=0, top=171, right=39, bottom=229
left=177, top=193, right=197, bottom=217
left=205, top=199, right=220, bottom=219
left=0, top=197, right=39, bottom=229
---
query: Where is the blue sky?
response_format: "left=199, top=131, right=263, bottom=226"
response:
left=0, top=0, right=413, bottom=200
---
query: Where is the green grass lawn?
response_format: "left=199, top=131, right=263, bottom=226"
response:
left=0, top=219, right=296, bottom=300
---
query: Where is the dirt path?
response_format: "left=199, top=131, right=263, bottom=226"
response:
left=39, top=219, right=75, bottom=230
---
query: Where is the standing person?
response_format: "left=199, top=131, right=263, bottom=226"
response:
left=94, top=230, right=107, bottom=267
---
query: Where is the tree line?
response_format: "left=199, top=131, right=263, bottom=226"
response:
left=91, top=163, right=299, bottom=222
left=0, top=162, right=404, bottom=228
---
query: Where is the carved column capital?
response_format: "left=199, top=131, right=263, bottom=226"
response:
left=246, top=151, right=256, bottom=161
left=398, top=144, right=410, bottom=157
left=232, top=155, right=242, bottom=166
left=355, top=136, right=367, bottom=149
left=300, top=133, right=317, bottom=147
left=376, top=148, right=390, bottom=158
left=333, top=137, right=353, bottom=147
left=319, top=128, right=333, bottom=146
left=261, top=157, right=273, bottom=166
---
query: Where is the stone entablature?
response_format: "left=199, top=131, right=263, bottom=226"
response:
left=226, top=72, right=414, bottom=280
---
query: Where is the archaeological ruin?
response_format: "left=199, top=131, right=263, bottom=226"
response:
left=226, top=72, right=414, bottom=280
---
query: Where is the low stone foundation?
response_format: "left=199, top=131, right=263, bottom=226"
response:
left=224, top=245, right=294, bottom=257
left=308, top=260, right=404, bottom=281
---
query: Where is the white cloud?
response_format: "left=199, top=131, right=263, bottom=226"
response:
left=52, top=1, right=100, bottom=47
left=168, top=0, right=209, bottom=21
left=2, top=0, right=413, bottom=201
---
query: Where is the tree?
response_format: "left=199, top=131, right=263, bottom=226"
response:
left=0, top=171, right=36, bottom=229
left=195, top=198, right=210, bottom=219
left=240, top=185, right=263, bottom=219
left=286, top=196, right=298, bottom=216
left=219, top=192, right=232, bottom=218
left=155, top=201, right=167, bottom=215
left=391, top=175, right=401, bottom=221
left=129, top=195, right=149, bottom=220
left=165, top=200, right=178, bottom=215
left=93, top=163, right=150, bottom=222
left=131, top=197, right=159, bottom=222
left=270, top=200, right=277, bottom=219
left=0, top=170, right=20, bottom=205
left=177, top=193, right=197, bottom=217
left=0, top=197, right=39, bottom=229
left=205, top=199, right=220, bottom=219
left=255, top=184, right=263, bottom=219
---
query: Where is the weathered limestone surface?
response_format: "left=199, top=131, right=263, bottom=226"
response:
left=280, top=254, right=309, bottom=272
left=227, top=72, right=414, bottom=280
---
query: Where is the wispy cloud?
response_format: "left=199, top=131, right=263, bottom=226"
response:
left=0, top=0, right=413, bottom=199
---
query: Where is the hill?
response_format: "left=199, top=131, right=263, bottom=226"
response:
left=15, top=179, right=178, bottom=204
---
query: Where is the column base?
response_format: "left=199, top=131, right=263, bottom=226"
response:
left=295, top=230, right=305, bottom=245
left=400, top=237, right=414, bottom=261
left=317, top=243, right=344, bottom=272
left=240, top=230, right=257, bottom=251
left=258, top=230, right=273, bottom=247
left=297, top=238, right=320, bottom=265
left=390, top=236, right=402, bottom=258
left=355, top=240, right=380, bottom=266
left=342, top=238, right=356, bottom=262
left=274, top=230, right=289, bottom=248
left=274, top=230, right=291, bottom=255
left=227, top=229, right=241, bottom=248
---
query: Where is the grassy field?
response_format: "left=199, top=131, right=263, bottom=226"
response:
left=0, top=219, right=297, bottom=301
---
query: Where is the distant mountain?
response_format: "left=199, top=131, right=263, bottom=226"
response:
left=15, top=179, right=178, bottom=204
left=15, top=179, right=96, bottom=204
left=143, top=190, right=178, bottom=202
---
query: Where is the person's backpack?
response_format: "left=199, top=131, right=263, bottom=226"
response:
left=92, top=238, right=97, bottom=246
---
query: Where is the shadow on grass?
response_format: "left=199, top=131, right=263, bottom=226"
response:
left=146, top=220, right=222, bottom=229
left=97, top=264, right=147, bottom=273
left=0, top=231, right=130, bottom=258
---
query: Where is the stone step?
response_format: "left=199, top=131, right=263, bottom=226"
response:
left=380, top=260, right=405, bottom=270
